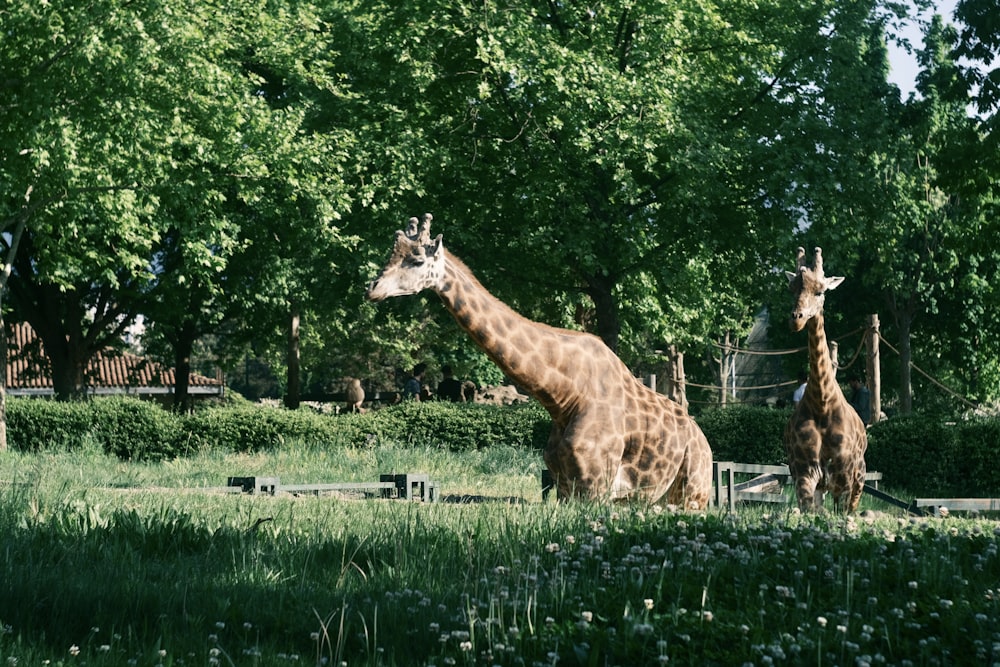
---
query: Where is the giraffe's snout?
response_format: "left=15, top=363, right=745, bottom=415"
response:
left=789, top=311, right=808, bottom=332
left=365, top=279, right=384, bottom=302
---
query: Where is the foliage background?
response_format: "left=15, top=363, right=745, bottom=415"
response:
left=2, top=0, right=998, bottom=413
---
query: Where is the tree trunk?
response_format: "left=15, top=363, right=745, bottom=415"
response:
left=717, top=331, right=735, bottom=406
left=586, top=274, right=620, bottom=353
left=172, top=320, right=196, bottom=413
left=664, top=345, right=688, bottom=408
left=866, top=314, right=881, bottom=424
left=284, top=306, right=301, bottom=410
left=898, top=313, right=913, bottom=414
left=41, top=329, right=89, bottom=401
left=1, top=210, right=29, bottom=448
left=0, top=303, right=6, bottom=452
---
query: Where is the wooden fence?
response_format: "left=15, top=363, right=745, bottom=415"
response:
left=713, top=461, right=1000, bottom=516
left=712, top=461, right=885, bottom=511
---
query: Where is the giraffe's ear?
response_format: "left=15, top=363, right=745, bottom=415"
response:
left=429, top=233, right=444, bottom=256
left=785, top=270, right=798, bottom=284
left=825, top=276, right=845, bottom=291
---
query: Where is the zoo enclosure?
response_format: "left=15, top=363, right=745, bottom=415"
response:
left=651, top=314, right=977, bottom=420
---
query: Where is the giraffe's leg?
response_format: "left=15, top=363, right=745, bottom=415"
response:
left=829, top=474, right=851, bottom=513
left=826, top=450, right=867, bottom=513
left=542, top=425, right=573, bottom=501
left=664, top=463, right=689, bottom=508
left=791, top=463, right=823, bottom=512
left=847, top=458, right=867, bottom=513
left=664, top=433, right=712, bottom=510
left=544, top=420, right=623, bottom=501
left=812, top=484, right=828, bottom=512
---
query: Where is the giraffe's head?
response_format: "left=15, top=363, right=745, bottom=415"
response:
left=366, top=213, right=446, bottom=301
left=785, top=246, right=845, bottom=332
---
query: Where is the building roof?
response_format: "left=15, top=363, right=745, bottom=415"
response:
left=6, top=321, right=224, bottom=397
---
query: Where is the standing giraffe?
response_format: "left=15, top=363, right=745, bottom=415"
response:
left=366, top=214, right=712, bottom=507
left=784, top=247, right=868, bottom=513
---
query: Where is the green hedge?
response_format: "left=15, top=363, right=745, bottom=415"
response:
left=7, top=397, right=187, bottom=460
left=374, top=400, right=550, bottom=450
left=7, top=397, right=998, bottom=497
left=6, top=399, right=93, bottom=452
left=87, top=398, right=186, bottom=460
left=184, top=405, right=339, bottom=453
left=695, top=405, right=790, bottom=466
left=5, top=396, right=550, bottom=459
left=866, top=416, right=1000, bottom=497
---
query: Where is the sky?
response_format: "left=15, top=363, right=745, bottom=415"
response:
left=885, top=0, right=960, bottom=97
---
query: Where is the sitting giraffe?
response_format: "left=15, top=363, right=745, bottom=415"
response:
left=784, top=247, right=868, bottom=513
left=366, top=214, right=712, bottom=507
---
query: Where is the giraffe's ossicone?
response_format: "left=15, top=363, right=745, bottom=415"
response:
left=784, top=247, right=868, bottom=513
left=367, top=214, right=713, bottom=507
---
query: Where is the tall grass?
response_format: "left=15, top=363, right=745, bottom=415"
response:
left=1, top=444, right=999, bottom=666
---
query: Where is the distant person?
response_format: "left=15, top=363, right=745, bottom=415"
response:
left=792, top=371, right=808, bottom=407
left=849, top=375, right=871, bottom=425
left=437, top=365, right=464, bottom=402
left=403, top=363, right=427, bottom=401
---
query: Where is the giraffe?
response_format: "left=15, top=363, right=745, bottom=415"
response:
left=366, top=214, right=713, bottom=507
left=784, top=247, right=868, bottom=513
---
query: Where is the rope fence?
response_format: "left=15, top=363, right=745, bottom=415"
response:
left=673, top=321, right=977, bottom=411
left=876, top=336, right=979, bottom=411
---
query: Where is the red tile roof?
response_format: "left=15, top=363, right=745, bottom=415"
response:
left=6, top=321, right=223, bottom=396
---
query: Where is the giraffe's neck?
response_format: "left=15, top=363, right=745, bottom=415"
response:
left=804, top=313, right=841, bottom=408
left=433, top=253, right=577, bottom=414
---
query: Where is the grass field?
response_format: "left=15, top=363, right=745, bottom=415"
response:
left=1, top=441, right=999, bottom=666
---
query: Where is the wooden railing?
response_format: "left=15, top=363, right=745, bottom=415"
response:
left=712, top=461, right=883, bottom=511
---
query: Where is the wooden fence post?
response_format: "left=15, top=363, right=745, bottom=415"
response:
left=866, top=314, right=881, bottom=424
left=718, top=331, right=735, bottom=406
left=675, top=348, right=687, bottom=409
left=663, top=345, right=688, bottom=408
left=664, top=348, right=675, bottom=402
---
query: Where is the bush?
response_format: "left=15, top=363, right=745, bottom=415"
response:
left=185, top=404, right=344, bottom=453
left=363, top=400, right=550, bottom=451
left=7, top=399, right=92, bottom=452
left=953, top=419, right=1000, bottom=496
left=10, top=395, right=995, bottom=498
left=866, top=416, right=956, bottom=496
left=7, top=397, right=183, bottom=460
left=867, top=416, right=1000, bottom=496
left=87, top=397, right=186, bottom=460
left=695, top=405, right=790, bottom=465
left=185, top=400, right=550, bottom=453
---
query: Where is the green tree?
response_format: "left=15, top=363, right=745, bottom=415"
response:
left=955, top=0, right=1000, bottom=121
left=197, top=0, right=435, bottom=405
left=0, top=0, right=367, bottom=411
left=138, top=0, right=362, bottom=410
left=335, top=0, right=939, bottom=402
left=794, top=13, right=998, bottom=412
left=954, top=0, right=1000, bottom=404
left=430, top=0, right=804, bottom=358
left=1, top=1, right=174, bottom=401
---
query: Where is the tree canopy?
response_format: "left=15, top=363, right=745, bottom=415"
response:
left=1, top=0, right=997, bottom=414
